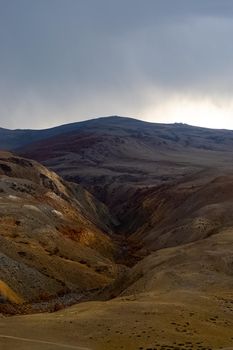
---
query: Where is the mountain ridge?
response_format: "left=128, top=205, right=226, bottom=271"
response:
left=1, top=115, right=233, bottom=151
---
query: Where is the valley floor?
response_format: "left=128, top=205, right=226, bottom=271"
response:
left=1, top=289, right=233, bottom=350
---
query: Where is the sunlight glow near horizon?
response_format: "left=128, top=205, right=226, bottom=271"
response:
left=2, top=95, right=233, bottom=131
left=142, top=97, right=233, bottom=130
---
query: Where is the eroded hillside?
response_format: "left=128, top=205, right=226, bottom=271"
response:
left=0, top=152, right=123, bottom=307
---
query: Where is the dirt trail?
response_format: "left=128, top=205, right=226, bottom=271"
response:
left=0, top=334, right=91, bottom=350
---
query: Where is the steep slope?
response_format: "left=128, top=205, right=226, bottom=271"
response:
left=0, top=280, right=23, bottom=304
left=0, top=152, right=121, bottom=305
left=117, top=173, right=233, bottom=251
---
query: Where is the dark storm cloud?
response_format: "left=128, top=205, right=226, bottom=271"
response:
left=0, top=0, right=233, bottom=129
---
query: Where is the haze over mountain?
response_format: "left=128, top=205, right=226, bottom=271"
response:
left=1, top=116, right=233, bottom=349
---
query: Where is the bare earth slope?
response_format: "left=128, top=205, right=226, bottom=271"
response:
left=0, top=152, right=120, bottom=305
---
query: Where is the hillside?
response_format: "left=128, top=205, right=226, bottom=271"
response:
left=0, top=118, right=105, bottom=150
left=0, top=152, right=121, bottom=306
left=17, top=117, right=233, bottom=244
left=2, top=229, right=233, bottom=349
left=0, top=116, right=136, bottom=150
left=16, top=117, right=233, bottom=202
left=1, top=117, right=233, bottom=349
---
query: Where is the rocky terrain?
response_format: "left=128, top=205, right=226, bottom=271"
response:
left=0, top=151, right=122, bottom=308
left=1, top=116, right=233, bottom=349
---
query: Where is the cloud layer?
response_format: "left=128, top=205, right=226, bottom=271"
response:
left=1, top=0, right=233, bottom=129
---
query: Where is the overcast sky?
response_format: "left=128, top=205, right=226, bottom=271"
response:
left=1, top=0, right=233, bottom=129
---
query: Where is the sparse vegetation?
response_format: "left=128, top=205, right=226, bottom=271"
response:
left=1, top=118, right=233, bottom=348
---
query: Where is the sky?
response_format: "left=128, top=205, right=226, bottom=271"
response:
left=1, top=0, right=233, bottom=130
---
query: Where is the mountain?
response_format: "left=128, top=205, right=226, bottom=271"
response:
left=1, top=116, right=233, bottom=348
left=17, top=116, right=233, bottom=243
